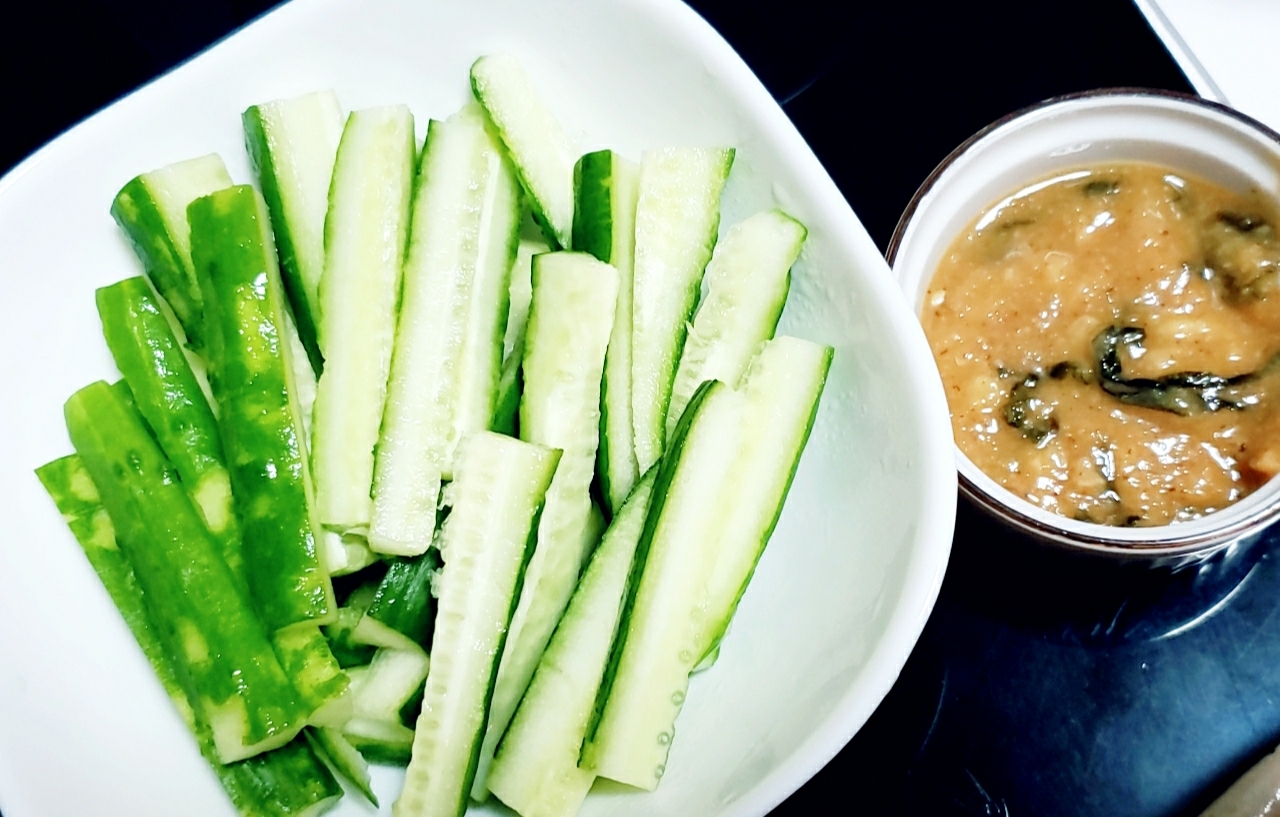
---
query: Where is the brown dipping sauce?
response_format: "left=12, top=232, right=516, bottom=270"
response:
left=923, top=163, right=1280, bottom=526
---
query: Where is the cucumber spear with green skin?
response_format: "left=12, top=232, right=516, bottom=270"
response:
left=486, top=469, right=657, bottom=817
left=395, top=431, right=561, bottom=817
left=371, top=103, right=521, bottom=556
left=584, top=336, right=831, bottom=789
left=471, top=54, right=576, bottom=249
left=97, top=276, right=347, bottom=721
left=472, top=251, right=618, bottom=800
left=110, top=154, right=235, bottom=350
left=243, top=90, right=345, bottom=374
left=35, top=454, right=343, bottom=817
left=664, top=209, right=805, bottom=436
left=573, top=149, right=641, bottom=515
left=189, top=184, right=336, bottom=632
left=312, top=105, right=416, bottom=536
left=630, top=147, right=734, bottom=475
left=96, top=277, right=242, bottom=577
left=64, top=381, right=309, bottom=764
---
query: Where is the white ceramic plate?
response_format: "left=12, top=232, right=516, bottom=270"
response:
left=0, top=1, right=955, bottom=815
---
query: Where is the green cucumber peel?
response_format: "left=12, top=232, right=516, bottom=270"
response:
left=63, top=381, right=308, bottom=762
left=189, top=184, right=335, bottom=631
left=36, top=455, right=344, bottom=817
left=242, top=91, right=344, bottom=375
left=96, top=276, right=243, bottom=576
left=110, top=154, right=235, bottom=351
left=366, top=549, right=442, bottom=649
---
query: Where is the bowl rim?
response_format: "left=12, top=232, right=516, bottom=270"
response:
left=885, top=87, right=1280, bottom=559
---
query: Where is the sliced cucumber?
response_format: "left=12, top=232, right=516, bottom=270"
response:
left=349, top=646, right=431, bottom=725
left=308, top=726, right=378, bottom=807
left=473, top=252, right=618, bottom=800
left=110, top=154, right=234, bottom=350
left=574, top=150, right=641, bottom=514
left=312, top=105, right=415, bottom=535
left=487, top=470, right=656, bottom=817
left=581, top=379, right=744, bottom=789
left=471, top=54, right=576, bottom=248
left=584, top=336, right=831, bottom=789
left=371, top=103, right=521, bottom=556
left=243, top=90, right=344, bottom=372
left=692, top=336, right=832, bottom=660
left=395, top=432, right=560, bottom=817
left=95, top=277, right=242, bottom=576
left=665, top=209, right=804, bottom=436
left=366, top=549, right=442, bottom=649
left=630, top=147, right=734, bottom=474
left=344, top=717, right=416, bottom=766
left=270, top=624, right=350, bottom=726
left=318, top=530, right=379, bottom=578
left=37, top=454, right=344, bottom=817
left=65, top=382, right=308, bottom=763
left=189, top=184, right=335, bottom=631
left=505, top=235, right=549, bottom=363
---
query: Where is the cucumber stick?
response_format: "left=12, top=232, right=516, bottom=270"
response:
left=95, top=277, right=242, bottom=578
left=313, top=105, right=415, bottom=535
left=270, top=625, right=350, bottom=727
left=584, top=336, right=831, bottom=789
left=189, top=185, right=335, bottom=631
left=64, top=382, right=307, bottom=763
left=692, top=336, right=832, bottom=659
left=395, top=432, right=560, bottom=817
left=367, top=549, right=442, bottom=648
left=631, top=147, right=734, bottom=474
left=487, top=470, right=657, bottom=817
left=243, top=90, right=345, bottom=373
left=573, top=150, right=641, bottom=514
left=110, top=154, right=234, bottom=350
left=665, top=209, right=805, bottom=436
left=101, top=272, right=347, bottom=722
left=348, top=646, right=430, bottom=724
left=308, top=727, right=378, bottom=807
left=493, top=236, right=550, bottom=436
left=371, top=103, right=521, bottom=556
left=471, top=54, right=576, bottom=249
left=36, top=455, right=344, bottom=817
left=472, top=252, right=618, bottom=800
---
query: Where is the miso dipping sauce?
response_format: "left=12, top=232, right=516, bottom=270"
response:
left=923, top=163, right=1280, bottom=525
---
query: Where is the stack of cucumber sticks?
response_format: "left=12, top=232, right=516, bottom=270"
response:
left=38, top=52, right=833, bottom=817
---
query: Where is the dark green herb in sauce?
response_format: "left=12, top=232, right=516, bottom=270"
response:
left=1091, top=325, right=1265, bottom=415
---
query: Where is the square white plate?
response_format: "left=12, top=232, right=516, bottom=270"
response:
left=0, top=1, right=955, bottom=815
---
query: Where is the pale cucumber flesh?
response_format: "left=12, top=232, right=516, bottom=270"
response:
left=471, top=54, right=576, bottom=249
left=472, top=252, right=618, bottom=800
left=630, top=147, right=734, bottom=474
left=487, top=470, right=656, bottom=817
left=371, top=103, right=521, bottom=556
left=394, top=432, right=559, bottom=817
left=312, top=105, right=415, bottom=535
left=665, top=209, right=805, bottom=436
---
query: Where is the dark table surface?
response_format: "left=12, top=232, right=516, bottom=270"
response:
left=8, top=2, right=1279, bottom=816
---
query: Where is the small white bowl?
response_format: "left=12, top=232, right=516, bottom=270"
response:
left=889, top=89, right=1280, bottom=565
